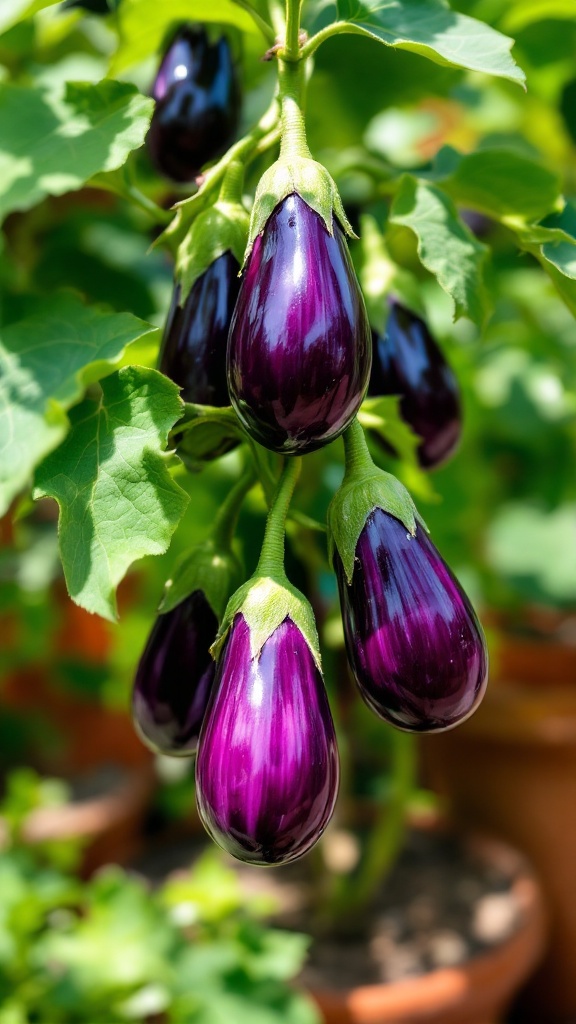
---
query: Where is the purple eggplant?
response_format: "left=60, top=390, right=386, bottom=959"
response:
left=369, top=301, right=461, bottom=469
left=196, top=614, right=339, bottom=865
left=132, top=590, right=218, bottom=756
left=335, top=508, right=488, bottom=732
left=227, top=193, right=372, bottom=455
left=147, top=27, right=241, bottom=183
left=159, top=252, right=240, bottom=406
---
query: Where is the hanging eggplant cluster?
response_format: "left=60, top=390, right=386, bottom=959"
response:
left=132, top=24, right=488, bottom=868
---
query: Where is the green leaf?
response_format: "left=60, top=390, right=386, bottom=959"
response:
left=0, top=293, right=156, bottom=516
left=437, top=146, right=563, bottom=222
left=539, top=204, right=576, bottom=281
left=389, top=175, right=489, bottom=325
left=358, top=395, right=421, bottom=466
left=327, top=465, right=425, bottom=583
left=34, top=367, right=189, bottom=621
left=0, top=0, right=59, bottom=34
left=326, top=0, right=525, bottom=85
left=0, top=80, right=154, bottom=221
left=501, top=1, right=576, bottom=33
left=110, top=0, right=259, bottom=74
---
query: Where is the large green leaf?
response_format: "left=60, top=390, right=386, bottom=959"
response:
left=0, top=80, right=153, bottom=220
left=321, top=0, right=525, bottom=84
left=0, top=0, right=59, bottom=34
left=436, top=146, right=563, bottom=222
left=0, top=293, right=157, bottom=517
left=110, top=0, right=259, bottom=74
left=389, top=175, right=489, bottom=324
left=34, top=367, right=189, bottom=621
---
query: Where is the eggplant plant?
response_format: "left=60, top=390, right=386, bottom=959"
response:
left=1, top=0, right=576, bottom=932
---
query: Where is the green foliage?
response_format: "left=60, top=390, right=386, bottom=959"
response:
left=0, top=294, right=156, bottom=517
left=0, top=80, right=154, bottom=220
left=0, top=773, right=318, bottom=1024
left=34, top=367, right=189, bottom=620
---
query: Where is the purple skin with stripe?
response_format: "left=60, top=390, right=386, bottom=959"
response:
left=159, top=252, right=240, bottom=406
left=196, top=615, right=339, bottom=865
left=369, top=301, right=462, bottom=469
left=227, top=193, right=372, bottom=455
left=132, top=590, right=217, bottom=756
left=147, top=27, right=240, bottom=183
left=335, top=508, right=488, bottom=732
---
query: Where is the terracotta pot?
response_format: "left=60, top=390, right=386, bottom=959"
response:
left=421, top=626, right=576, bottom=1023
left=310, top=837, right=545, bottom=1024
left=0, top=762, right=156, bottom=875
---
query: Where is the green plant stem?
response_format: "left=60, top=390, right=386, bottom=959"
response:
left=256, top=457, right=302, bottom=576
left=283, top=0, right=302, bottom=60
left=124, top=183, right=172, bottom=224
left=342, top=417, right=375, bottom=480
left=339, top=728, right=416, bottom=913
left=231, top=0, right=276, bottom=43
left=217, top=159, right=245, bottom=205
left=300, top=21, right=367, bottom=60
left=212, top=457, right=257, bottom=551
left=278, top=59, right=310, bottom=159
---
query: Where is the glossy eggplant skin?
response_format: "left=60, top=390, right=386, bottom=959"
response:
left=369, top=302, right=461, bottom=469
left=196, top=615, right=339, bottom=865
left=227, top=193, right=372, bottom=455
left=159, top=252, right=240, bottom=406
left=335, top=508, right=488, bottom=733
left=132, top=590, right=218, bottom=756
left=147, top=27, right=241, bottom=183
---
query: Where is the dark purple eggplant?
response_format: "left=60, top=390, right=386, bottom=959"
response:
left=227, top=193, right=372, bottom=455
left=335, top=507, right=488, bottom=732
left=132, top=590, right=218, bottom=756
left=147, top=27, right=241, bottom=183
left=196, top=614, right=339, bottom=865
left=369, top=301, right=461, bottom=469
left=159, top=251, right=240, bottom=406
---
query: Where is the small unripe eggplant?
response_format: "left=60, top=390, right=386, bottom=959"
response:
left=227, top=193, right=372, bottom=455
left=196, top=615, right=339, bottom=865
left=159, top=252, right=240, bottom=406
left=335, top=508, right=488, bottom=732
left=147, top=27, right=241, bottom=183
left=369, top=301, right=461, bottom=469
left=132, top=590, right=218, bottom=756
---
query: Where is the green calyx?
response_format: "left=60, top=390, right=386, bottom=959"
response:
left=159, top=540, right=244, bottom=619
left=211, top=572, right=322, bottom=669
left=176, top=199, right=249, bottom=304
left=327, top=419, right=427, bottom=583
left=245, top=157, right=355, bottom=261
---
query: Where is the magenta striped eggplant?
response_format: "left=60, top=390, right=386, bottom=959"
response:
left=159, top=252, right=240, bottom=406
left=369, top=301, right=461, bottom=469
left=147, top=27, right=240, bottom=182
left=227, top=193, right=372, bottom=454
left=132, top=590, right=217, bottom=756
left=196, top=615, right=339, bottom=864
left=335, top=508, right=488, bottom=732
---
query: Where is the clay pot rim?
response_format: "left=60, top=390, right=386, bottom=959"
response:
left=0, top=763, right=156, bottom=847
left=310, top=833, right=547, bottom=1023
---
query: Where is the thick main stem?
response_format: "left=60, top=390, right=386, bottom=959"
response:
left=342, top=417, right=374, bottom=480
left=278, top=59, right=310, bottom=160
left=284, top=0, right=303, bottom=60
left=256, top=457, right=302, bottom=576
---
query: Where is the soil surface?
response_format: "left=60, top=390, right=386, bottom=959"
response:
left=132, top=824, right=525, bottom=991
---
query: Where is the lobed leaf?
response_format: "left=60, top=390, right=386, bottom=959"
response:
left=34, top=367, right=189, bottom=621
left=321, top=0, right=525, bottom=85
left=0, top=293, right=156, bottom=516
left=0, top=79, right=153, bottom=221
left=389, top=175, right=489, bottom=325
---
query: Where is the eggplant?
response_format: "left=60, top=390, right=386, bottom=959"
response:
left=369, top=301, right=461, bottom=469
left=196, top=614, right=339, bottom=864
left=227, top=193, right=372, bottom=455
left=159, top=252, right=240, bottom=406
left=132, top=590, right=218, bottom=756
left=147, top=26, right=241, bottom=183
left=335, top=507, right=488, bottom=732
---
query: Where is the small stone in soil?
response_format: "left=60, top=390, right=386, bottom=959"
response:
left=472, top=892, right=520, bottom=944
left=426, top=929, right=469, bottom=968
